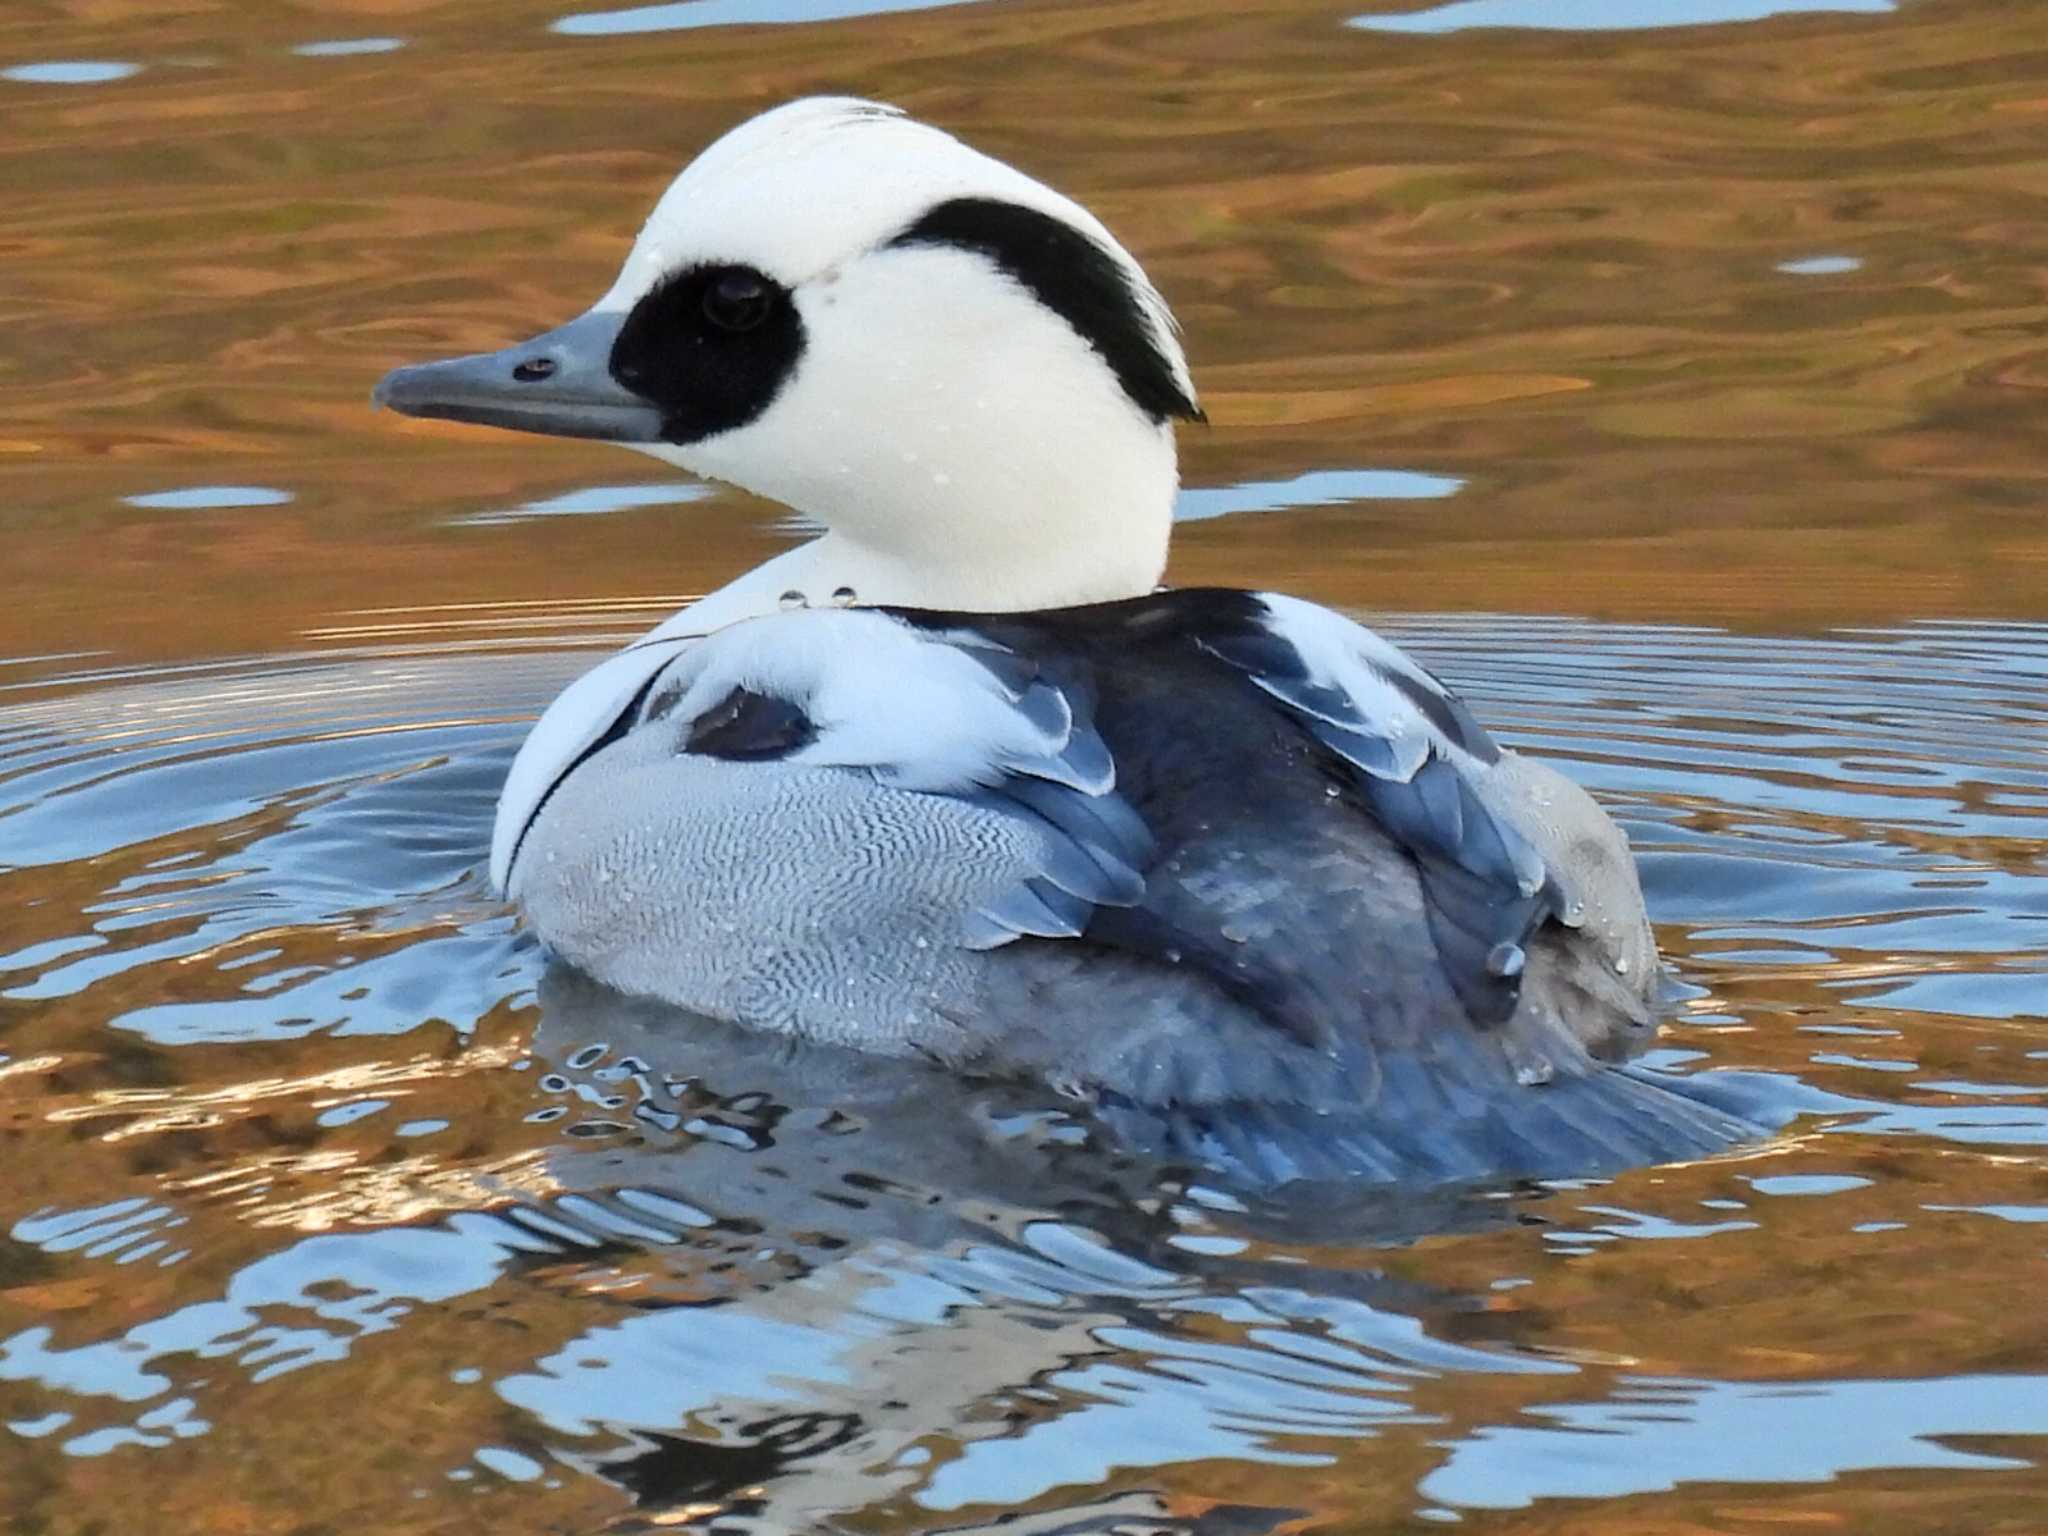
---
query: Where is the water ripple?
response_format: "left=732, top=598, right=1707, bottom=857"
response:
left=0, top=613, right=2042, bottom=1526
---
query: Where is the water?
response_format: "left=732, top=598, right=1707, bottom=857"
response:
left=2, top=0, right=2045, bottom=1530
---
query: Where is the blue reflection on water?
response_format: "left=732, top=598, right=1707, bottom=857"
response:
left=1, top=61, right=140, bottom=85
left=1175, top=467, right=1461, bottom=523
left=1422, top=1374, right=2048, bottom=1508
left=1778, top=254, right=1864, bottom=275
left=1926, top=1204, right=2048, bottom=1224
left=14, top=1199, right=187, bottom=1267
left=121, top=485, right=294, bottom=510
left=449, top=480, right=711, bottom=526
left=0, top=706, right=523, bottom=1040
left=908, top=1273, right=1569, bottom=1511
left=474, top=1445, right=546, bottom=1482
left=553, top=0, right=985, bottom=37
left=1746, top=1173, right=1870, bottom=1196
left=1431, top=617, right=2048, bottom=1025
left=1353, top=0, right=1891, bottom=34
left=0, top=651, right=551, bottom=1044
left=1, top=615, right=2043, bottom=1517
left=0, top=1218, right=534, bottom=1455
left=292, top=38, right=406, bottom=57
left=770, top=465, right=1459, bottom=539
left=501, top=1308, right=858, bottom=1434
left=1828, top=1102, right=2048, bottom=1147
left=315, top=1099, right=390, bottom=1128
left=0, top=1175, right=1564, bottom=1502
left=6, top=1412, right=71, bottom=1438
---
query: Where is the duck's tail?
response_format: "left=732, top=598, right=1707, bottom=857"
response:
left=1094, top=1063, right=1804, bottom=1191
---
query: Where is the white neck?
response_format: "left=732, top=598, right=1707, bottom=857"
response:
left=645, top=522, right=1157, bottom=644
left=647, top=471, right=1172, bottom=642
left=642, top=398, right=1177, bottom=640
left=628, top=240, right=1183, bottom=636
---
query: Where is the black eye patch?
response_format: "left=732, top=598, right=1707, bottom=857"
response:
left=608, top=263, right=806, bottom=444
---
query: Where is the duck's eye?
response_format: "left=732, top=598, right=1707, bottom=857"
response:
left=702, top=269, right=774, bottom=333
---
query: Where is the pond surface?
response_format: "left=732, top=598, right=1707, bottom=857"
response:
left=2, top=0, right=2045, bottom=1531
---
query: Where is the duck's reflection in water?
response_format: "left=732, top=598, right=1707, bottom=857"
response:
left=501, top=967, right=1573, bottom=1528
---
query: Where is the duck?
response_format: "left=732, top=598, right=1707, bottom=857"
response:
left=374, top=97, right=1770, bottom=1184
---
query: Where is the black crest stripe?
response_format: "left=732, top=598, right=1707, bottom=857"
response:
left=888, top=197, right=1202, bottom=425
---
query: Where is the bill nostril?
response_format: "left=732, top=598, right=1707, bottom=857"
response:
left=512, top=356, right=557, bottom=383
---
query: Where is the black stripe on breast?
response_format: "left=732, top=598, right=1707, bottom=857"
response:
left=504, top=667, right=667, bottom=885
left=887, top=587, right=1269, bottom=650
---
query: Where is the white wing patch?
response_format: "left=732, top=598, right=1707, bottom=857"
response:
left=500, top=608, right=1151, bottom=946
left=1206, top=593, right=1559, bottom=1025
left=638, top=610, right=1108, bottom=795
left=1210, top=592, right=1501, bottom=782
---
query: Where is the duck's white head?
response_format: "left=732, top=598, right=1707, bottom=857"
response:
left=377, top=98, right=1200, bottom=615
